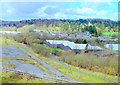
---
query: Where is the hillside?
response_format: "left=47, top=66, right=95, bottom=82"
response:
left=0, top=18, right=118, bottom=28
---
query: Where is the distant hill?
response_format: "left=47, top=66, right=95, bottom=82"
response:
left=0, top=18, right=118, bottom=28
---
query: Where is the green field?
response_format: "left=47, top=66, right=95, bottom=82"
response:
left=102, top=32, right=118, bottom=37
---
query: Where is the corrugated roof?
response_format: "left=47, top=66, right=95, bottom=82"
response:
left=87, top=45, right=102, bottom=50
left=46, top=40, right=70, bottom=44
left=73, top=44, right=87, bottom=49
left=46, top=40, right=102, bottom=50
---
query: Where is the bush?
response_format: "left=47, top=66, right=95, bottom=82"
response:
left=60, top=53, right=118, bottom=75
left=17, top=25, right=35, bottom=33
left=10, top=73, right=23, bottom=79
left=58, top=50, right=64, bottom=56
left=12, top=34, right=24, bottom=43
left=32, top=45, right=50, bottom=57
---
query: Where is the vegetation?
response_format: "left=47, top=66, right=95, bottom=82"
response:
left=1, top=71, right=50, bottom=83
left=13, top=43, right=118, bottom=83
left=39, top=56, right=118, bottom=83
left=1, top=18, right=117, bottom=29
left=1, top=35, right=118, bottom=83
left=59, top=51, right=118, bottom=76
left=0, top=35, right=19, bottom=47
left=5, top=64, right=16, bottom=69
left=2, top=32, right=118, bottom=76
left=32, top=44, right=51, bottom=57
left=1, top=19, right=118, bottom=37
left=16, top=43, right=118, bottom=83
left=102, top=32, right=118, bottom=37
left=17, top=25, right=35, bottom=33
left=1, top=18, right=119, bottom=83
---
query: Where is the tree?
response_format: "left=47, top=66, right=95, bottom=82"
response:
left=11, top=27, right=17, bottom=31
left=104, top=26, right=110, bottom=32
left=88, top=25, right=98, bottom=37
left=17, top=25, right=35, bottom=33
left=113, top=26, right=118, bottom=32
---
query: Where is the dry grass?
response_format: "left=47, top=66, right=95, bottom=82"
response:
left=5, top=64, right=16, bottom=69
left=60, top=51, right=118, bottom=76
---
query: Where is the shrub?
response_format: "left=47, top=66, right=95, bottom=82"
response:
left=58, top=50, right=64, bottom=56
left=32, top=45, right=50, bottom=57
left=10, top=73, right=23, bottom=79
left=17, top=25, right=35, bottom=33
left=60, top=53, right=118, bottom=75
left=12, top=34, right=24, bottom=43
left=5, top=64, right=16, bottom=69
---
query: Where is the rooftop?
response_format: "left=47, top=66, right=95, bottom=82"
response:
left=0, top=31, right=21, bottom=34
left=46, top=40, right=102, bottom=50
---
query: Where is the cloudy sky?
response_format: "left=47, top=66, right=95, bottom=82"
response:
left=0, top=1, right=118, bottom=21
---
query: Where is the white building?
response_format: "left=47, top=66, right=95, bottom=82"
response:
left=46, top=40, right=102, bottom=50
left=0, top=31, right=21, bottom=34
left=104, top=44, right=119, bottom=51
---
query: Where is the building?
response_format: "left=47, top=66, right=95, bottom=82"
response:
left=45, top=40, right=72, bottom=51
left=45, top=40, right=102, bottom=54
left=104, top=44, right=119, bottom=51
left=0, top=31, right=21, bottom=34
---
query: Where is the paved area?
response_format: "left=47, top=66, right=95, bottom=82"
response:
left=1, top=47, right=29, bottom=58
left=3, top=60, right=53, bottom=78
left=1, top=46, right=81, bottom=83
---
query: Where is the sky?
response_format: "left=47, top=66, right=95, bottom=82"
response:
left=0, top=1, right=119, bottom=21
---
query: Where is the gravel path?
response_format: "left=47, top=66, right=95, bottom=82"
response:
left=19, top=47, right=81, bottom=83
